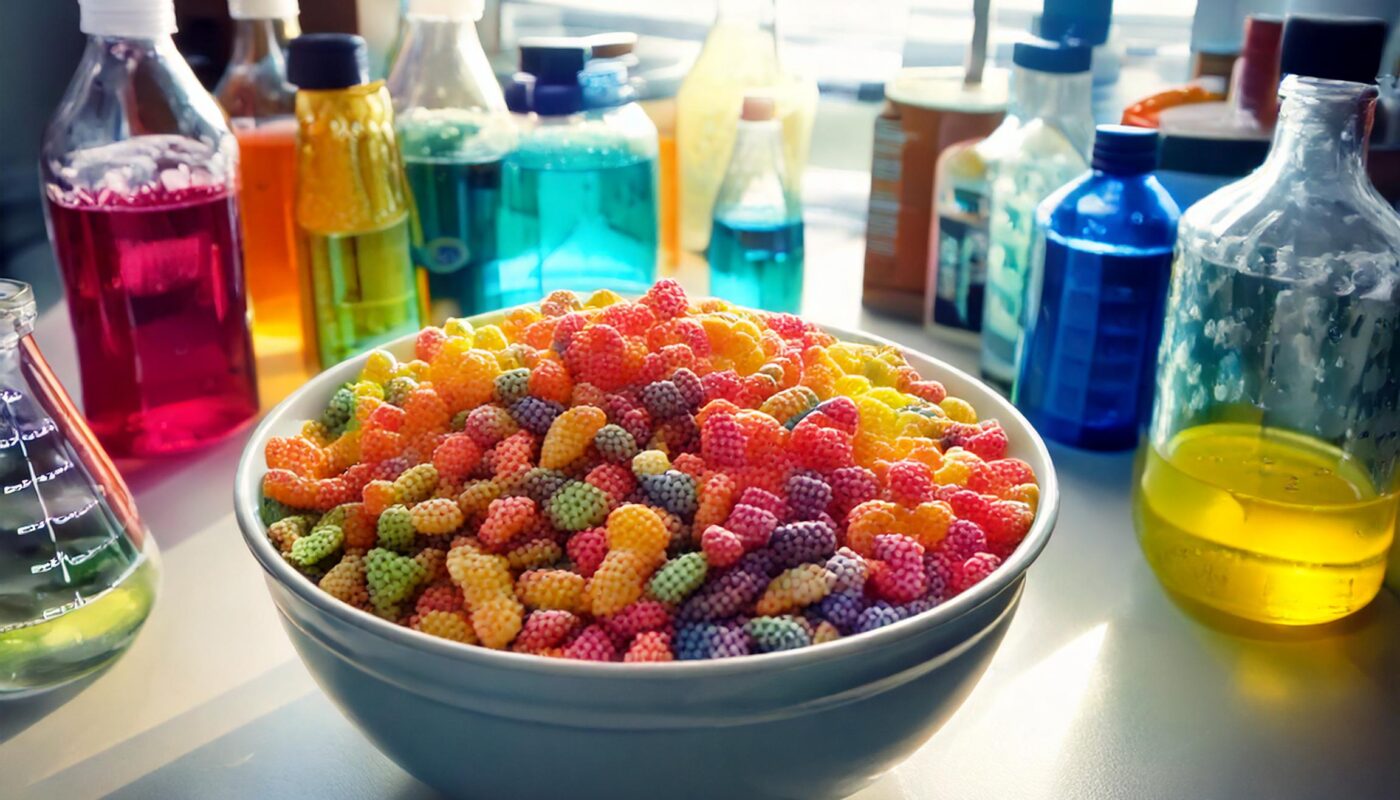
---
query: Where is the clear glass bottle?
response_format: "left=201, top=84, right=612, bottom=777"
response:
left=288, top=34, right=422, bottom=370
left=387, top=0, right=515, bottom=321
left=677, top=0, right=816, bottom=252
left=979, top=38, right=1094, bottom=392
left=41, top=0, right=259, bottom=457
left=0, top=280, right=158, bottom=697
left=215, top=0, right=306, bottom=406
left=708, top=93, right=804, bottom=313
left=497, top=40, right=658, bottom=305
left=1014, top=125, right=1180, bottom=450
left=926, top=87, right=1022, bottom=342
left=1136, top=75, right=1400, bottom=626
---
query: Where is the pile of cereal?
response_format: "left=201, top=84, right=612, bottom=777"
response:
left=260, top=281, right=1039, bottom=661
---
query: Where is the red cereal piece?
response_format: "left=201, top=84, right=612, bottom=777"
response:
left=567, top=528, right=609, bottom=578
left=563, top=624, right=617, bottom=661
left=478, top=496, right=538, bottom=550
left=887, top=460, right=936, bottom=506
left=415, top=327, right=448, bottom=362
left=623, top=630, right=674, bottom=662
left=700, top=525, right=745, bottom=568
left=431, top=434, right=483, bottom=482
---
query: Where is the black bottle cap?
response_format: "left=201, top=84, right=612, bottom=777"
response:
left=288, top=33, right=369, bottom=91
left=1279, top=15, right=1388, bottom=84
left=1092, top=125, right=1159, bottom=175
left=518, top=36, right=589, bottom=84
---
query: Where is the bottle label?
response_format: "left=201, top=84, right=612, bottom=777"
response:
left=865, top=115, right=905, bottom=264
left=931, top=187, right=991, bottom=332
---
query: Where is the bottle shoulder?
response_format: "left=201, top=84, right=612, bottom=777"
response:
left=1041, top=174, right=1181, bottom=248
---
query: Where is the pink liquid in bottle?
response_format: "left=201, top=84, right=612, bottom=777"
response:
left=45, top=183, right=259, bottom=456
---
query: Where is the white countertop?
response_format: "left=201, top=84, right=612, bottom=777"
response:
left=3, top=169, right=1398, bottom=799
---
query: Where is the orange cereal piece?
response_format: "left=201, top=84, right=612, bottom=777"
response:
left=516, top=569, right=587, bottom=611
left=415, top=610, right=478, bottom=644
left=265, top=436, right=329, bottom=478
left=540, top=405, right=608, bottom=469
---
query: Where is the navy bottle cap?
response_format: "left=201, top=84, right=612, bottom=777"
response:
left=1279, top=15, right=1388, bottom=84
left=519, top=37, right=589, bottom=83
left=1039, top=0, right=1113, bottom=47
left=1013, top=38, right=1092, bottom=74
left=1092, top=125, right=1158, bottom=174
left=287, top=33, right=368, bottom=90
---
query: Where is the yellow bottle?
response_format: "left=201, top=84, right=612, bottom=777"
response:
left=1135, top=423, right=1396, bottom=625
left=287, top=34, right=422, bottom=371
left=677, top=0, right=816, bottom=253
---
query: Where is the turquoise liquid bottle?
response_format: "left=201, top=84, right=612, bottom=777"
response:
left=497, top=40, right=659, bottom=305
left=708, top=92, right=804, bottom=312
left=387, top=0, right=514, bottom=320
left=979, top=38, right=1094, bottom=393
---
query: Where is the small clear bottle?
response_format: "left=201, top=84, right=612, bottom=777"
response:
left=708, top=93, right=804, bottom=313
left=1137, top=69, right=1400, bottom=626
left=41, top=0, right=259, bottom=456
left=215, top=0, right=306, bottom=406
left=288, top=34, right=422, bottom=370
left=497, top=39, right=659, bottom=305
left=1014, top=126, right=1180, bottom=450
left=979, top=38, right=1094, bottom=392
left=387, top=0, right=514, bottom=321
left=0, top=280, right=158, bottom=697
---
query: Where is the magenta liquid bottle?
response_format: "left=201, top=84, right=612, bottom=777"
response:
left=41, top=0, right=258, bottom=457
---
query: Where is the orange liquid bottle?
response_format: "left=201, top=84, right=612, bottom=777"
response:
left=215, top=2, right=309, bottom=405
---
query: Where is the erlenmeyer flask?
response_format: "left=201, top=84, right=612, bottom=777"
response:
left=0, top=280, right=159, bottom=697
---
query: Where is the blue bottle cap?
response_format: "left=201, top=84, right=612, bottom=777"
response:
left=580, top=60, right=636, bottom=109
left=1012, top=37, right=1092, bottom=74
left=1280, top=15, right=1388, bottom=84
left=1039, top=0, right=1113, bottom=47
left=287, top=33, right=368, bottom=90
left=1091, top=124, right=1158, bottom=175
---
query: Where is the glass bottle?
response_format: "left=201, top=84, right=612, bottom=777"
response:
left=387, top=0, right=515, bottom=321
left=708, top=92, right=804, bottom=313
left=1014, top=125, right=1180, bottom=450
left=288, top=34, right=422, bottom=370
left=1136, top=75, right=1400, bottom=626
left=926, top=87, right=1022, bottom=342
left=215, top=0, right=306, bottom=406
left=677, top=0, right=816, bottom=252
left=0, top=280, right=159, bottom=697
left=498, top=40, right=658, bottom=304
left=40, top=0, right=259, bottom=457
left=979, top=38, right=1094, bottom=392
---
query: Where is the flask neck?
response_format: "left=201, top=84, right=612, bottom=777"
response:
left=1009, top=65, right=1094, bottom=150
left=1262, top=76, right=1375, bottom=188
left=229, top=18, right=284, bottom=65
left=717, top=0, right=776, bottom=29
left=388, top=15, right=503, bottom=112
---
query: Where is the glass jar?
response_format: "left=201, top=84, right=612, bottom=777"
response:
left=1135, top=75, right=1400, bottom=626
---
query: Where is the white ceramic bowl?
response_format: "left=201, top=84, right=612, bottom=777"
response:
left=234, top=314, right=1060, bottom=800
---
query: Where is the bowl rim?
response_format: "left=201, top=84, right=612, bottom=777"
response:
left=234, top=308, right=1060, bottom=678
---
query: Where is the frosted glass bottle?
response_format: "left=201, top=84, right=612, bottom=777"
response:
left=677, top=0, right=816, bottom=252
left=1136, top=75, right=1400, bottom=625
left=978, top=39, right=1094, bottom=392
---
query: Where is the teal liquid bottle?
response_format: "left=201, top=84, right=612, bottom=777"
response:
left=387, top=0, right=514, bottom=320
left=979, top=38, right=1094, bottom=393
left=497, top=40, right=659, bottom=304
left=708, top=92, right=804, bottom=312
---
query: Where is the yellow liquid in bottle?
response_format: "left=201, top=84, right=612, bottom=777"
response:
left=1134, top=422, right=1396, bottom=625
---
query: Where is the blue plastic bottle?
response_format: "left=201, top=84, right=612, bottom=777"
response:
left=1013, top=125, right=1180, bottom=450
left=708, top=92, right=804, bottom=312
left=496, top=39, right=659, bottom=305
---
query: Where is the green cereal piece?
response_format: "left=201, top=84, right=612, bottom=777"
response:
left=745, top=616, right=812, bottom=652
left=365, top=547, right=426, bottom=617
left=260, top=496, right=295, bottom=527
left=647, top=552, right=709, bottom=604
left=290, top=523, right=343, bottom=566
left=493, top=368, right=531, bottom=405
left=377, top=504, right=416, bottom=552
left=450, top=409, right=470, bottom=431
left=545, top=481, right=610, bottom=532
left=322, top=384, right=356, bottom=433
